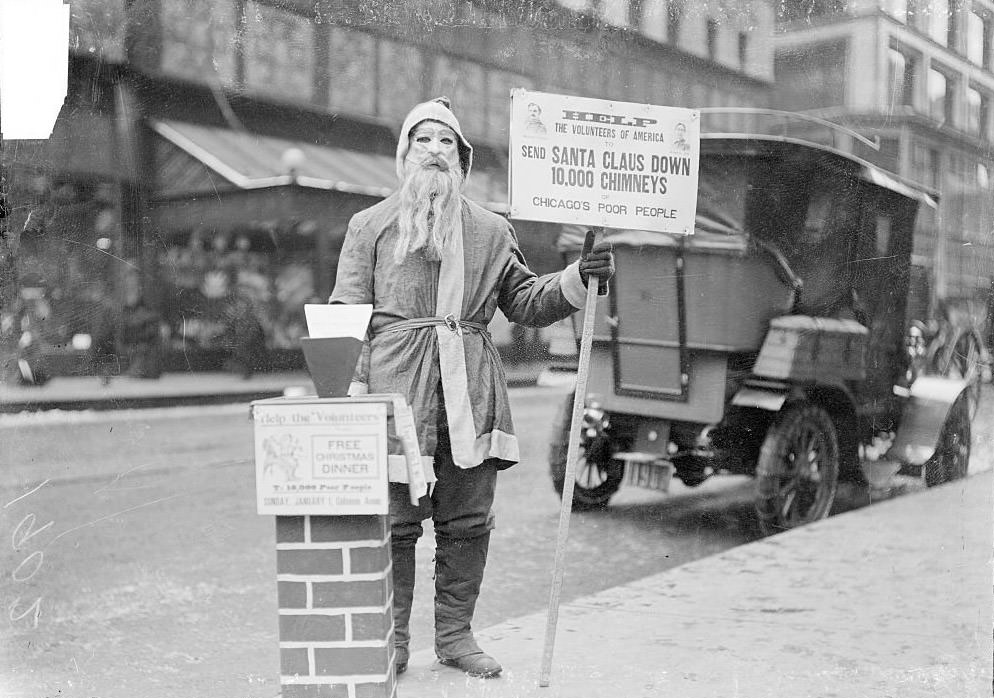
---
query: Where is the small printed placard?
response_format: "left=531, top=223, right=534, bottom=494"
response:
left=253, top=400, right=388, bottom=515
left=508, top=89, right=700, bottom=234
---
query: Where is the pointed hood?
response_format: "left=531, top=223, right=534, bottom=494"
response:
left=395, top=96, right=473, bottom=184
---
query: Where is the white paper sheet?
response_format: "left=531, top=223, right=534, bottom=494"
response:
left=0, top=0, right=70, bottom=139
left=304, top=304, right=372, bottom=340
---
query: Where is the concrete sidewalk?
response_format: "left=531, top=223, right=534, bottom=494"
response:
left=401, top=470, right=993, bottom=698
left=0, top=362, right=547, bottom=412
left=0, top=370, right=314, bottom=412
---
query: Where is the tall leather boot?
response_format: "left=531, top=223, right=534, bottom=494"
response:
left=391, top=539, right=416, bottom=674
left=433, top=532, right=502, bottom=678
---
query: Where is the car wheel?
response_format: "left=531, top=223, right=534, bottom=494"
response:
left=924, top=394, right=971, bottom=487
left=755, top=403, right=840, bottom=536
left=548, top=393, right=624, bottom=510
left=938, top=329, right=984, bottom=418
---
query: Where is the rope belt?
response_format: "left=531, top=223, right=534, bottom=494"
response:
left=377, top=314, right=491, bottom=340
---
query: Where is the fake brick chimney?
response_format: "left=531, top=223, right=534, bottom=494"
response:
left=276, top=515, right=396, bottom=698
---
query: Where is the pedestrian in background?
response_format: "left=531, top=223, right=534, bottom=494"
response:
left=222, top=271, right=268, bottom=379
left=329, top=97, right=613, bottom=678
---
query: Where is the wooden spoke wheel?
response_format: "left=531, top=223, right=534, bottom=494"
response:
left=924, top=394, right=971, bottom=487
left=755, top=403, right=840, bottom=536
left=548, top=393, right=625, bottom=510
left=936, top=329, right=984, bottom=418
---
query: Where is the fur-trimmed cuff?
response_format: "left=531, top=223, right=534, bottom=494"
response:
left=560, top=260, right=589, bottom=309
left=388, top=455, right=437, bottom=483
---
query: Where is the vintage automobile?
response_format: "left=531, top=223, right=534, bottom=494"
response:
left=549, top=134, right=976, bottom=535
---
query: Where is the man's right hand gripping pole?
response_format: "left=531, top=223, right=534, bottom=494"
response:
left=578, top=230, right=613, bottom=296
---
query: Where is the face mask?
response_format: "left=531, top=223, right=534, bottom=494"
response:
left=405, top=122, right=460, bottom=175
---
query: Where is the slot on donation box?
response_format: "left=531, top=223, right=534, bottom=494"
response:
left=301, top=304, right=371, bottom=398
left=253, top=399, right=389, bottom=515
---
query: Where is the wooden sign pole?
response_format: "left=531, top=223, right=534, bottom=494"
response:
left=539, top=228, right=601, bottom=687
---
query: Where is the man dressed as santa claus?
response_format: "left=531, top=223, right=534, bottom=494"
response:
left=330, top=96, right=613, bottom=678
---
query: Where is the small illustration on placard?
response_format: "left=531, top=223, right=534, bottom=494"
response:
left=523, top=101, right=548, bottom=138
left=262, top=434, right=304, bottom=482
left=672, top=122, right=691, bottom=152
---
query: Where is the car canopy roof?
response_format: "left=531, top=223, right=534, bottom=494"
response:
left=555, top=135, right=936, bottom=254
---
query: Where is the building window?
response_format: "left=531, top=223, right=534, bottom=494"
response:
left=628, top=0, right=645, bottom=28
left=244, top=2, right=315, bottom=102
left=706, top=18, right=719, bottom=60
left=928, top=67, right=953, bottom=124
left=556, top=0, right=592, bottom=12
left=883, top=0, right=908, bottom=22
left=777, top=0, right=848, bottom=23
left=967, top=86, right=982, bottom=134
left=946, top=1, right=958, bottom=48
left=911, top=141, right=929, bottom=187
left=876, top=136, right=901, bottom=173
left=967, top=86, right=990, bottom=139
left=328, top=27, right=376, bottom=116
left=160, top=0, right=238, bottom=85
left=598, top=0, right=630, bottom=26
left=967, top=10, right=991, bottom=67
left=888, top=47, right=915, bottom=110
left=638, top=0, right=667, bottom=42
left=667, top=0, right=683, bottom=43
left=923, top=0, right=949, bottom=45
left=774, top=42, right=848, bottom=111
left=928, top=146, right=941, bottom=189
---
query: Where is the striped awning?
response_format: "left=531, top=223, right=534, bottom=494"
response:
left=149, top=119, right=508, bottom=211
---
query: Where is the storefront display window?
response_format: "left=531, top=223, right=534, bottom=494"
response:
left=2, top=167, right=123, bottom=375
left=156, top=224, right=317, bottom=365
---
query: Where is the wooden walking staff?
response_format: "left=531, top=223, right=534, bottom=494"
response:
left=539, top=228, right=602, bottom=687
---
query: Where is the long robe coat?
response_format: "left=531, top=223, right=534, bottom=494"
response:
left=329, top=193, right=587, bottom=483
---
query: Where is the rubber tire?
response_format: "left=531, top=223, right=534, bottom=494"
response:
left=938, top=329, right=984, bottom=418
left=755, top=403, right=840, bottom=536
left=924, top=394, right=971, bottom=487
left=548, top=393, right=624, bottom=511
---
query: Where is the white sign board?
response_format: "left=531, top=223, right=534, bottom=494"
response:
left=508, top=89, right=700, bottom=234
left=0, top=0, right=69, bottom=139
left=254, top=400, right=388, bottom=515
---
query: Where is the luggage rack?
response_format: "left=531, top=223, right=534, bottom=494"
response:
left=698, top=107, right=881, bottom=154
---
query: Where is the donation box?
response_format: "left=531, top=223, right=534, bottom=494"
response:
left=252, top=396, right=391, bottom=515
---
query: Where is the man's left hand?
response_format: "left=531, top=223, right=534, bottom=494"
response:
left=579, top=241, right=614, bottom=294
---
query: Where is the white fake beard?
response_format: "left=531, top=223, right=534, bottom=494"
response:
left=395, top=163, right=463, bottom=264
